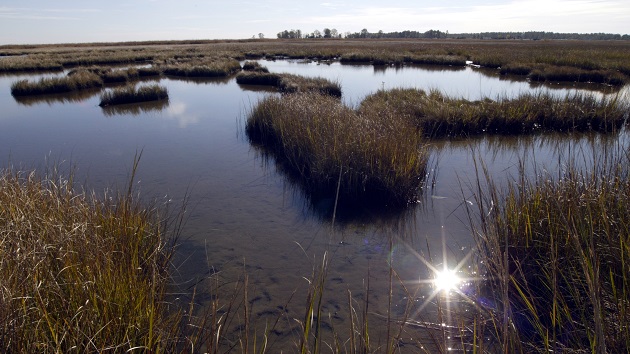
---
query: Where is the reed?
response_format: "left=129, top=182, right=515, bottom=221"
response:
left=10, top=70, right=103, bottom=96
left=101, top=69, right=131, bottom=83
left=278, top=74, right=342, bottom=97
left=468, top=145, right=630, bottom=352
left=99, top=84, right=168, bottom=106
left=0, top=163, right=183, bottom=353
left=3, top=39, right=629, bottom=85
left=236, top=72, right=341, bottom=97
left=161, top=60, right=241, bottom=78
left=235, top=71, right=282, bottom=86
left=359, top=88, right=629, bottom=137
left=246, top=92, right=429, bottom=207
left=137, top=66, right=162, bottom=77
left=529, top=66, right=626, bottom=85
left=241, top=60, right=269, bottom=72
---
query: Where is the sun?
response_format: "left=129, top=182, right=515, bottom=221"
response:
left=434, top=269, right=461, bottom=292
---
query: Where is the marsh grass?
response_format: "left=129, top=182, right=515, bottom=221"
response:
left=501, top=63, right=628, bottom=85
left=246, top=92, right=429, bottom=207
left=3, top=39, right=629, bottom=86
left=360, top=88, right=629, bottom=137
left=236, top=72, right=342, bottom=97
left=466, top=146, right=630, bottom=352
left=99, top=84, right=168, bottom=106
left=236, top=71, right=282, bottom=86
left=278, top=74, right=342, bottom=97
left=11, top=70, right=103, bottom=96
left=161, top=60, right=241, bottom=78
left=242, top=60, right=269, bottom=72
left=0, top=164, right=183, bottom=352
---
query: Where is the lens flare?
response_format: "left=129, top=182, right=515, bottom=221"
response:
left=434, top=269, right=460, bottom=292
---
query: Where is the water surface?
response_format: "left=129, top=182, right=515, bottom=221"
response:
left=1, top=61, right=627, bottom=348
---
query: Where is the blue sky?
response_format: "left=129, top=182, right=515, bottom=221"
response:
left=1, top=0, right=628, bottom=44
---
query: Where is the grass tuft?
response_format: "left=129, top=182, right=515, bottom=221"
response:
left=246, top=92, right=429, bottom=206
left=11, top=70, right=103, bottom=96
left=0, top=165, right=182, bottom=353
left=162, top=60, right=241, bottom=78
left=469, top=146, right=630, bottom=352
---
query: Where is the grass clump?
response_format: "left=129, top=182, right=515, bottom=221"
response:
left=237, top=72, right=341, bottom=97
left=162, top=59, right=241, bottom=78
left=235, top=71, right=282, bottom=86
left=277, top=74, right=342, bottom=97
left=0, top=166, right=181, bottom=352
left=10, top=70, right=103, bottom=96
left=241, top=60, right=269, bottom=72
left=99, top=84, right=168, bottom=106
left=469, top=147, right=630, bottom=352
left=246, top=92, right=429, bottom=206
left=360, top=88, right=628, bottom=137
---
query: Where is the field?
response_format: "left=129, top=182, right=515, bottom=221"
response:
left=2, top=38, right=630, bottom=85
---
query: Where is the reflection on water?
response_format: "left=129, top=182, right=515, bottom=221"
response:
left=163, top=75, right=233, bottom=85
left=13, top=88, right=102, bottom=106
left=249, top=141, right=424, bottom=226
left=101, top=99, right=169, bottom=117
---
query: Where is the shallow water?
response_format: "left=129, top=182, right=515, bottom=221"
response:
left=1, top=61, right=627, bottom=349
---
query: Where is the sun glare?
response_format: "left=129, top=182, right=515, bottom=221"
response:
left=434, top=269, right=460, bottom=292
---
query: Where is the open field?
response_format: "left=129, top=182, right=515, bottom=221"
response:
left=2, top=38, right=629, bottom=85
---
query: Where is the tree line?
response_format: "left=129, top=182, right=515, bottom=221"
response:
left=277, top=29, right=629, bottom=40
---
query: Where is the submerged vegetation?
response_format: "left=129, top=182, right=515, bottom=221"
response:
left=99, top=84, right=168, bottom=106
left=469, top=147, right=630, bottom=352
left=0, top=166, right=182, bottom=352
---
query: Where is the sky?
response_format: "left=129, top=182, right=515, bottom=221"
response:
left=1, top=0, right=629, bottom=45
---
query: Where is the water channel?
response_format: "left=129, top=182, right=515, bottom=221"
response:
left=1, top=61, right=627, bottom=349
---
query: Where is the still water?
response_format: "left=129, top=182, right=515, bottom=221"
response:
left=1, top=61, right=627, bottom=348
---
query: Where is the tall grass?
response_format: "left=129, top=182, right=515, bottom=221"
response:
left=2, top=39, right=629, bottom=86
left=236, top=72, right=341, bottom=97
left=11, top=70, right=103, bottom=96
left=99, top=84, right=168, bottom=106
left=360, top=88, right=629, bottom=137
left=242, top=60, right=270, bottom=72
left=161, top=60, right=241, bottom=78
left=246, top=92, right=429, bottom=207
left=468, top=145, right=630, bottom=352
left=0, top=163, right=183, bottom=352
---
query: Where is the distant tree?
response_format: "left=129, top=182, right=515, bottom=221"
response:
left=277, top=29, right=303, bottom=39
left=313, top=29, right=322, bottom=38
left=258, top=33, right=265, bottom=39
left=360, top=28, right=369, bottom=38
left=323, top=28, right=332, bottom=38
left=331, top=28, right=338, bottom=38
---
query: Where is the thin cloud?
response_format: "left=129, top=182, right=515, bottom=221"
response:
left=0, top=7, right=100, bottom=20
